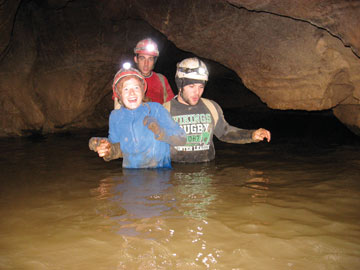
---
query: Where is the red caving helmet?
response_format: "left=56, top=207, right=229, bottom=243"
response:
left=134, top=38, right=159, bottom=57
left=112, top=63, right=147, bottom=99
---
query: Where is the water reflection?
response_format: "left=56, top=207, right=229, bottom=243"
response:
left=2, top=132, right=360, bottom=269
left=173, top=167, right=217, bottom=219
left=92, top=169, right=173, bottom=236
left=244, top=169, right=270, bottom=204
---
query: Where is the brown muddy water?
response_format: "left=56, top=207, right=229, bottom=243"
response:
left=1, top=111, right=360, bottom=270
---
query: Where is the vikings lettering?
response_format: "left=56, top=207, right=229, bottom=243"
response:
left=172, top=113, right=212, bottom=152
left=172, top=113, right=211, bottom=125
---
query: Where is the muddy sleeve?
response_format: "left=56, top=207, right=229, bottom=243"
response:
left=150, top=124, right=186, bottom=146
left=161, top=132, right=187, bottom=146
left=146, top=104, right=186, bottom=146
left=212, top=102, right=256, bottom=144
left=104, top=111, right=123, bottom=161
left=103, top=142, right=123, bottom=162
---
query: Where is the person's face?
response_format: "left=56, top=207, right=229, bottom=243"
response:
left=134, top=54, right=155, bottom=76
left=178, top=83, right=205, bottom=106
left=118, top=77, right=144, bottom=110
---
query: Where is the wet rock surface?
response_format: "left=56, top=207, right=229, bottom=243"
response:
left=0, top=0, right=359, bottom=136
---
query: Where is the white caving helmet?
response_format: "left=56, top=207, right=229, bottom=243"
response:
left=175, top=57, right=209, bottom=90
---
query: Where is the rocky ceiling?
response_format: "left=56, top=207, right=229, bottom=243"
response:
left=0, top=0, right=359, bottom=137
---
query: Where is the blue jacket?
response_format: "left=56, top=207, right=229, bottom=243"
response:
left=108, top=102, right=185, bottom=169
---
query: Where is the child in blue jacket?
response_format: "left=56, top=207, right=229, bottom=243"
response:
left=89, top=64, right=186, bottom=169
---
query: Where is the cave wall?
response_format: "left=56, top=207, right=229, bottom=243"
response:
left=227, top=0, right=360, bottom=57
left=0, top=0, right=169, bottom=135
left=130, top=0, right=360, bottom=133
left=0, top=0, right=359, bottom=136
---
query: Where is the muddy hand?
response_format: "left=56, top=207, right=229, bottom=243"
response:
left=96, top=139, right=111, bottom=157
left=252, top=128, right=271, bottom=142
left=89, top=137, right=102, bottom=151
left=89, top=137, right=111, bottom=157
left=143, top=116, right=164, bottom=140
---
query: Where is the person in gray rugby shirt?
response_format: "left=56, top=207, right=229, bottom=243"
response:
left=162, top=57, right=271, bottom=163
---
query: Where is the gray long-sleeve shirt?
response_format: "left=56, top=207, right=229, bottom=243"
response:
left=167, top=98, right=255, bottom=163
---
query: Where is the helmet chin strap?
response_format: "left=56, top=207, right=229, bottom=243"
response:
left=179, top=80, right=185, bottom=101
left=179, top=88, right=184, bottom=99
left=177, top=79, right=184, bottom=100
left=178, top=88, right=191, bottom=106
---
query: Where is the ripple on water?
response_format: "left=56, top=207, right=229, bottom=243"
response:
left=1, top=133, right=360, bottom=269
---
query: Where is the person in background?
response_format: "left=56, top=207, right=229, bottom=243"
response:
left=163, top=57, right=271, bottom=163
left=90, top=63, right=186, bottom=169
left=114, top=38, right=175, bottom=109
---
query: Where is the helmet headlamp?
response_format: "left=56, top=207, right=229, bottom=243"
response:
left=175, top=57, right=209, bottom=83
left=122, top=62, right=131, bottom=70
left=198, top=67, right=206, bottom=75
left=146, top=44, right=155, bottom=52
left=178, top=66, right=208, bottom=76
left=134, top=38, right=159, bottom=57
